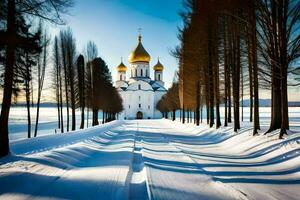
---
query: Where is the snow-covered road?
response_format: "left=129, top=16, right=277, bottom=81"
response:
left=1, top=119, right=300, bottom=200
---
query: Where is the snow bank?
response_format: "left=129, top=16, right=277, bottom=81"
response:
left=10, top=120, right=124, bottom=155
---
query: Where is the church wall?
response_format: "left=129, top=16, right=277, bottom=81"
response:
left=130, top=62, right=150, bottom=78
left=120, top=90, right=155, bottom=119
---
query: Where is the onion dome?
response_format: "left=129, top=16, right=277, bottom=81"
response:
left=153, top=59, right=164, bottom=71
left=117, top=61, right=127, bottom=72
left=128, top=35, right=151, bottom=63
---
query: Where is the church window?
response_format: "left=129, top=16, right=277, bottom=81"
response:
left=148, top=105, right=150, bottom=109
left=129, top=105, right=130, bottom=109
left=146, top=69, right=148, bottom=77
left=138, top=84, right=141, bottom=90
left=139, top=96, right=141, bottom=101
left=158, top=74, right=161, bottom=81
left=139, top=104, right=141, bottom=108
left=135, top=69, right=137, bottom=77
left=141, top=69, right=143, bottom=76
left=120, top=74, right=122, bottom=81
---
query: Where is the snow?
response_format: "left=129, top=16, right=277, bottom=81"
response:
left=6, top=107, right=103, bottom=141
left=1, top=112, right=300, bottom=199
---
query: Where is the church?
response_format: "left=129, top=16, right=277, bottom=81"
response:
left=115, top=34, right=167, bottom=119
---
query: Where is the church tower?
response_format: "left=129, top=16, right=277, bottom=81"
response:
left=153, top=59, right=164, bottom=86
left=116, top=60, right=127, bottom=87
left=128, top=34, right=151, bottom=82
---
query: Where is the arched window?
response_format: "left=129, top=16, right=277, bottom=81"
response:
left=146, top=69, right=148, bottom=77
left=141, top=69, right=143, bottom=77
left=120, top=74, right=122, bottom=81
left=138, top=84, right=141, bottom=90
left=135, top=69, right=137, bottom=77
left=158, top=74, right=161, bottom=81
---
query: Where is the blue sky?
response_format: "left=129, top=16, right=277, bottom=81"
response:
left=47, top=0, right=299, bottom=101
left=49, top=0, right=183, bottom=88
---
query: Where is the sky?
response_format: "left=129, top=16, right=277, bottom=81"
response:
left=0, top=0, right=299, bottom=102
left=49, top=0, right=183, bottom=89
left=46, top=0, right=299, bottom=101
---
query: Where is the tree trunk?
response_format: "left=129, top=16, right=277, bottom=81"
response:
left=182, top=106, right=185, bottom=124
left=61, top=39, right=70, bottom=132
left=279, top=67, right=289, bottom=138
left=26, top=82, right=31, bottom=138
left=56, top=64, right=61, bottom=130
left=80, top=106, right=84, bottom=129
left=247, top=35, right=253, bottom=123
left=227, top=71, right=232, bottom=123
left=172, top=110, right=176, bottom=121
left=279, top=1, right=289, bottom=138
left=208, top=23, right=214, bottom=128
left=232, top=19, right=241, bottom=132
left=93, top=109, right=99, bottom=126
left=224, top=25, right=228, bottom=127
left=200, top=104, right=203, bottom=123
left=59, top=64, right=64, bottom=133
left=196, top=83, right=200, bottom=126
left=70, top=82, right=76, bottom=131
left=86, top=108, right=89, bottom=127
left=34, top=98, right=41, bottom=137
left=102, top=111, right=105, bottom=124
left=266, top=0, right=282, bottom=134
left=241, top=65, right=244, bottom=122
left=0, top=0, right=16, bottom=157
left=249, top=1, right=260, bottom=135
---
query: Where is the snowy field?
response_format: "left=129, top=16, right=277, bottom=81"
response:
left=0, top=107, right=300, bottom=200
left=6, top=107, right=103, bottom=141
left=6, top=106, right=300, bottom=142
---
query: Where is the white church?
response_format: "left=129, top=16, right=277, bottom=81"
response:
left=115, top=34, right=167, bottom=119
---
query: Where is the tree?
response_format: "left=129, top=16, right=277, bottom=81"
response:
left=53, top=36, right=64, bottom=133
left=0, top=0, right=73, bottom=157
left=85, top=41, right=98, bottom=127
left=10, top=15, right=41, bottom=139
left=59, top=28, right=77, bottom=131
left=34, top=25, right=49, bottom=137
left=257, top=0, right=300, bottom=138
left=156, top=82, right=180, bottom=120
left=89, top=57, right=111, bottom=126
left=76, top=54, right=85, bottom=129
left=65, top=29, right=76, bottom=131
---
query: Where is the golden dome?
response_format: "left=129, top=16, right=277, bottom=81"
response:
left=117, top=61, right=127, bottom=72
left=153, top=59, right=164, bottom=71
left=128, top=35, right=151, bottom=63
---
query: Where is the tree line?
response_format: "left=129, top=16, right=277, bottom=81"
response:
left=0, top=0, right=123, bottom=158
left=157, top=0, right=300, bottom=139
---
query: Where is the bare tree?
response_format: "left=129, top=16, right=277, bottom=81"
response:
left=85, top=41, right=98, bottom=127
left=53, top=36, right=64, bottom=133
left=34, top=26, right=49, bottom=137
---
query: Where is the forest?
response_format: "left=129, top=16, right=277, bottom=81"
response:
left=157, top=0, right=300, bottom=138
left=0, top=0, right=123, bottom=158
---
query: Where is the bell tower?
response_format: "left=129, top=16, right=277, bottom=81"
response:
left=153, top=58, right=164, bottom=86
left=128, top=33, right=151, bottom=82
left=116, top=58, right=127, bottom=87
